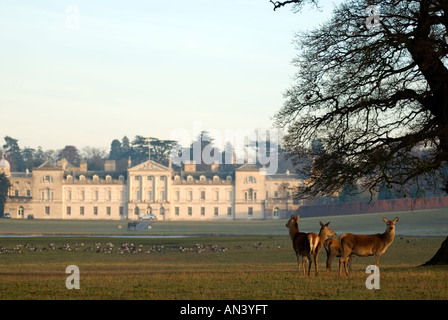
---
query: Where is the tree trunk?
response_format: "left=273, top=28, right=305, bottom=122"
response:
left=422, top=236, right=448, bottom=266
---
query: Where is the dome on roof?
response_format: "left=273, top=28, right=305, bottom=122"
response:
left=0, top=155, right=10, bottom=168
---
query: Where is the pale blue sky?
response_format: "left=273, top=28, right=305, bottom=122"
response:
left=0, top=0, right=334, bottom=150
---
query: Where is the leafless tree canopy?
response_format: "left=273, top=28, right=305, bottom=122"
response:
left=274, top=0, right=448, bottom=199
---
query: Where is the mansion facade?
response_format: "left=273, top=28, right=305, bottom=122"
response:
left=1, top=156, right=304, bottom=221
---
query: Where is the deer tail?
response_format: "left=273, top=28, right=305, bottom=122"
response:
left=308, top=234, right=319, bottom=255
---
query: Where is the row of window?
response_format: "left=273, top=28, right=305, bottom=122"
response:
left=65, top=189, right=125, bottom=201
left=173, top=175, right=233, bottom=183
left=64, top=206, right=124, bottom=216
left=173, top=190, right=233, bottom=202
left=40, top=206, right=253, bottom=217
left=171, top=207, right=254, bottom=216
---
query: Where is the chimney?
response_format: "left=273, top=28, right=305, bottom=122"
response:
left=79, top=160, right=87, bottom=172
left=104, top=160, right=116, bottom=172
left=211, top=161, right=220, bottom=172
left=184, top=161, right=196, bottom=172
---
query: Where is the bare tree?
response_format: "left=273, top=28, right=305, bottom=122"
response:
left=274, top=0, right=448, bottom=199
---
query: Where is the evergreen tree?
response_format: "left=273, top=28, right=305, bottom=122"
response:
left=0, top=173, right=11, bottom=216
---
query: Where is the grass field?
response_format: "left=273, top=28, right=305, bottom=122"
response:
left=0, top=209, right=447, bottom=300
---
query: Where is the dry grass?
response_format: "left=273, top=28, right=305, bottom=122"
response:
left=0, top=235, right=447, bottom=300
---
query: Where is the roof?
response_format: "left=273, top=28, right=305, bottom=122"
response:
left=34, top=161, right=62, bottom=170
left=235, top=163, right=260, bottom=171
left=128, top=159, right=172, bottom=172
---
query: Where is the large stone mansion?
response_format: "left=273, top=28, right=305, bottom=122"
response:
left=1, top=156, right=304, bottom=220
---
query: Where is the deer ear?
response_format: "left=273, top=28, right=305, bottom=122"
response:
left=319, top=221, right=324, bottom=226
left=393, top=217, right=399, bottom=223
left=326, top=221, right=330, bottom=226
left=382, top=217, right=388, bottom=223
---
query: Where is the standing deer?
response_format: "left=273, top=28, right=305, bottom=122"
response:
left=339, top=217, right=399, bottom=276
left=324, top=237, right=353, bottom=273
left=286, top=214, right=319, bottom=276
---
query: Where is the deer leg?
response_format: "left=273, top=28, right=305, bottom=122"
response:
left=307, top=254, right=312, bottom=276
left=326, top=252, right=334, bottom=273
left=314, top=253, right=318, bottom=276
left=374, top=253, right=380, bottom=267
left=302, top=256, right=307, bottom=275
left=296, top=253, right=301, bottom=274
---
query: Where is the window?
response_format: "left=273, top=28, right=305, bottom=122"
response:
left=200, top=175, right=206, bottom=183
left=188, top=207, right=192, bottom=216
left=80, top=207, right=84, bottom=215
left=68, top=190, right=72, bottom=200
left=226, top=176, right=232, bottom=182
left=14, top=190, right=19, bottom=197
left=227, top=207, right=232, bottom=216
left=94, top=190, right=99, bottom=201
left=135, top=207, right=140, bottom=215
left=67, top=206, right=71, bottom=215
left=187, top=175, right=193, bottom=182
left=148, top=190, right=153, bottom=201
left=175, top=207, right=179, bottom=216
left=214, top=191, right=219, bottom=201
left=45, top=206, right=50, bottom=215
left=81, top=190, right=85, bottom=201
left=201, top=191, right=206, bottom=200
left=108, top=190, right=112, bottom=201
left=107, top=206, right=111, bottom=215
left=188, top=190, right=193, bottom=201
left=246, top=176, right=256, bottom=183
left=94, top=206, right=98, bottom=215
left=273, top=207, right=279, bottom=217
left=26, top=189, right=31, bottom=197
left=175, top=190, right=180, bottom=201
left=248, top=207, right=253, bottom=216
left=160, top=190, right=166, bottom=201
left=119, top=206, right=124, bottom=216
left=135, top=176, right=140, bottom=181
left=106, top=175, right=112, bottom=181
left=214, top=207, right=218, bottom=216
left=160, top=207, right=165, bottom=216
left=201, top=207, right=205, bottom=216
left=93, top=175, right=99, bottom=182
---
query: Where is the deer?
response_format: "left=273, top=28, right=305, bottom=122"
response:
left=338, top=217, right=399, bottom=276
left=324, top=237, right=353, bottom=273
left=314, top=221, right=337, bottom=267
left=285, top=214, right=319, bottom=276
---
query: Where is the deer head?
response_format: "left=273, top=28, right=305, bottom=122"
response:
left=382, top=217, right=399, bottom=233
left=319, top=221, right=336, bottom=237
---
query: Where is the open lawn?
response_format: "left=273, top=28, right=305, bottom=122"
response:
left=0, top=209, right=447, bottom=300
